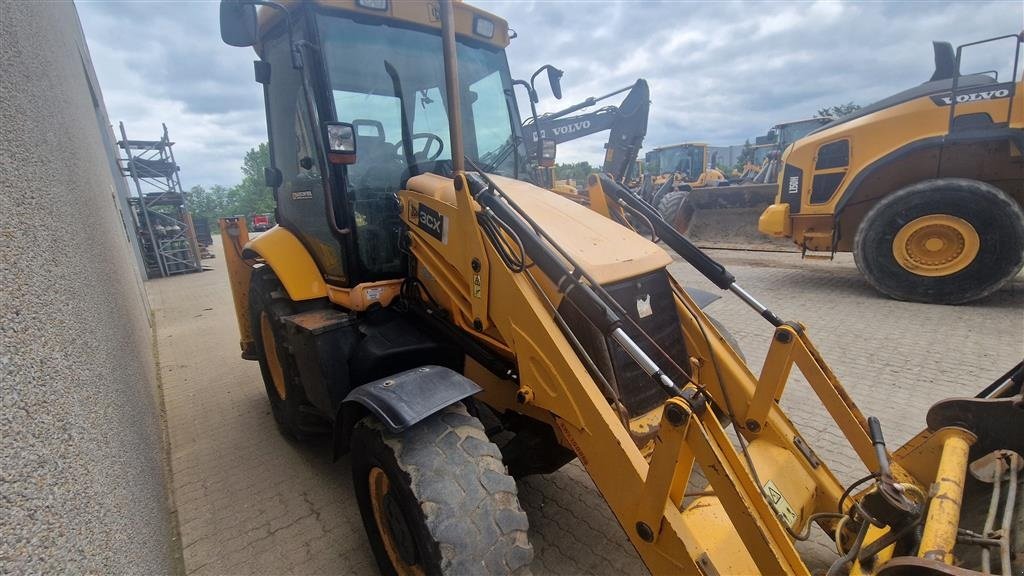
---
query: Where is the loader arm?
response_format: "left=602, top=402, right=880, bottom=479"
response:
left=403, top=165, right=1020, bottom=574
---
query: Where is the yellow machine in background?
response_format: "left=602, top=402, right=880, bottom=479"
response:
left=738, top=117, right=833, bottom=183
left=760, top=34, right=1024, bottom=304
left=218, top=2, right=1022, bottom=574
left=640, top=142, right=731, bottom=227
left=523, top=78, right=651, bottom=204
left=645, top=143, right=728, bottom=190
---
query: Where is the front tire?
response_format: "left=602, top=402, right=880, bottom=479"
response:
left=853, top=178, right=1024, bottom=304
left=351, top=403, right=533, bottom=576
left=708, top=316, right=745, bottom=363
left=657, top=190, right=695, bottom=234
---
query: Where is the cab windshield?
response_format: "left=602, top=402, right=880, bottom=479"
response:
left=648, top=146, right=704, bottom=178
left=318, top=13, right=526, bottom=180
left=317, top=12, right=525, bottom=276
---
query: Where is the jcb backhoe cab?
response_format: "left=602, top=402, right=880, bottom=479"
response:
left=219, top=2, right=1022, bottom=574
left=759, top=33, right=1024, bottom=304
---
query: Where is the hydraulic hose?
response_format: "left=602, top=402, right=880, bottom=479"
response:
left=468, top=168, right=684, bottom=398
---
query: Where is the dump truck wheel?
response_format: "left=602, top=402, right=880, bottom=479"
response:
left=657, top=190, right=695, bottom=234
left=351, top=403, right=533, bottom=576
left=249, top=266, right=312, bottom=438
left=708, top=316, right=745, bottom=363
left=853, top=178, right=1024, bottom=304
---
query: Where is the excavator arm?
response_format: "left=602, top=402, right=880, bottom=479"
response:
left=523, top=79, right=650, bottom=182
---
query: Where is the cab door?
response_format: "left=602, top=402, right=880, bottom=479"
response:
left=261, top=20, right=349, bottom=284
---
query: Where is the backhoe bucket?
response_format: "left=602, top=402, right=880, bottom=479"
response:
left=659, top=183, right=795, bottom=251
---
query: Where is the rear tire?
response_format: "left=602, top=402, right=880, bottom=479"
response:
left=708, top=316, right=745, bottom=363
left=853, top=178, right=1024, bottom=304
left=351, top=403, right=533, bottom=576
left=249, top=266, right=313, bottom=438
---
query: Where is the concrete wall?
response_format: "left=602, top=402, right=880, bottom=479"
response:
left=1, top=2, right=175, bottom=573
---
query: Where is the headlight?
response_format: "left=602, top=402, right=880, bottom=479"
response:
left=356, top=0, right=388, bottom=11
left=473, top=16, right=494, bottom=39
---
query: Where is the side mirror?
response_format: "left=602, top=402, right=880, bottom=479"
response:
left=220, top=1, right=258, bottom=47
left=547, top=66, right=564, bottom=100
left=530, top=65, right=564, bottom=101
left=325, top=122, right=357, bottom=165
left=538, top=138, right=556, bottom=168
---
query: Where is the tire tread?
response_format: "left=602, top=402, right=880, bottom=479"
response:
left=356, top=404, right=533, bottom=575
left=852, top=178, right=1024, bottom=304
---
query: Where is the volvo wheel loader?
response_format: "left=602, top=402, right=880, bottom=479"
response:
left=759, top=34, right=1024, bottom=304
left=218, top=2, right=1022, bottom=574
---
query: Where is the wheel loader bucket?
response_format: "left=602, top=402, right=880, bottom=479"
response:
left=658, top=183, right=796, bottom=251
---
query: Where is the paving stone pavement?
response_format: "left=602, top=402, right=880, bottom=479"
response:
left=149, top=242, right=1023, bottom=576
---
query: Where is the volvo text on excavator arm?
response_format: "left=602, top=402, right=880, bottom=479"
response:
left=522, top=79, right=650, bottom=182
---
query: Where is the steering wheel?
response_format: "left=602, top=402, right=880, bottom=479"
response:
left=409, top=133, right=444, bottom=162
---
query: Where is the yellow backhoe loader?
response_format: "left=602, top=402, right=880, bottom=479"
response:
left=218, top=2, right=1022, bottom=574
left=759, top=34, right=1024, bottom=304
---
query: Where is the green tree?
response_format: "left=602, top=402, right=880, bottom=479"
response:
left=734, top=139, right=754, bottom=172
left=553, top=161, right=594, bottom=183
left=815, top=102, right=861, bottom=119
left=188, top=185, right=224, bottom=221
left=187, top=143, right=272, bottom=231
left=232, top=142, right=274, bottom=216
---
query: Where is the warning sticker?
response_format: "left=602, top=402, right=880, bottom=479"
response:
left=763, top=480, right=798, bottom=528
left=636, top=294, right=653, bottom=318
left=365, top=287, right=383, bottom=302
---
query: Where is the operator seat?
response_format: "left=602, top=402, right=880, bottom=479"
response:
left=351, top=120, right=395, bottom=167
left=349, top=119, right=404, bottom=275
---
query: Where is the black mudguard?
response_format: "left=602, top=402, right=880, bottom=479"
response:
left=342, top=365, right=481, bottom=433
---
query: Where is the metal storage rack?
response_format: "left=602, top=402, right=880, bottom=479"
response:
left=117, top=122, right=202, bottom=278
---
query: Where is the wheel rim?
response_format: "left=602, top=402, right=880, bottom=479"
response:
left=368, top=467, right=423, bottom=576
left=259, top=311, right=287, bottom=400
left=892, top=214, right=980, bottom=277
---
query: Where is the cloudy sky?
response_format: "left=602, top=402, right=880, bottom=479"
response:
left=77, top=0, right=1022, bottom=190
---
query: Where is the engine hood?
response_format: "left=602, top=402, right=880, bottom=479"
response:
left=484, top=174, right=672, bottom=285
left=406, top=172, right=672, bottom=285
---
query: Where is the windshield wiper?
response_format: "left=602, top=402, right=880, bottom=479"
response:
left=476, top=136, right=519, bottom=175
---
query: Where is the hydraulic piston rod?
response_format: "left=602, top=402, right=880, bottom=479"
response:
left=596, top=174, right=785, bottom=326
left=918, top=427, right=977, bottom=563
